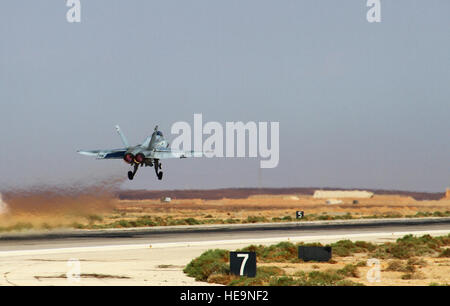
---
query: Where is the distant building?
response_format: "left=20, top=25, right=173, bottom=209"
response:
left=160, top=197, right=172, bottom=203
left=326, top=199, right=343, bottom=205
left=313, top=190, right=374, bottom=199
left=445, top=188, right=450, bottom=199
left=284, top=196, right=300, bottom=200
left=0, top=193, right=8, bottom=215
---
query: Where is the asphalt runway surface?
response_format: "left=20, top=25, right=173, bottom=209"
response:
left=1, top=217, right=449, bottom=251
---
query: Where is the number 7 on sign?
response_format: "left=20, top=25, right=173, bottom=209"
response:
left=237, top=253, right=249, bottom=276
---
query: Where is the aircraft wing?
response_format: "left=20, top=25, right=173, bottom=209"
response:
left=77, top=149, right=127, bottom=159
left=150, top=148, right=203, bottom=159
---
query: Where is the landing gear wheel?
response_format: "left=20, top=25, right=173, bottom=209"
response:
left=128, top=164, right=139, bottom=180
left=158, top=172, right=163, bottom=180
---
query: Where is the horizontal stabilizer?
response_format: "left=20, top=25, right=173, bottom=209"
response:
left=150, top=149, right=203, bottom=159
left=77, top=149, right=127, bottom=159
left=77, top=150, right=100, bottom=157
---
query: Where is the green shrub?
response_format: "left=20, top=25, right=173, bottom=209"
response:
left=337, top=264, right=359, bottom=277
left=282, top=216, right=292, bottom=221
left=239, top=241, right=299, bottom=263
left=71, top=222, right=85, bottom=229
left=184, top=218, right=201, bottom=225
left=438, top=248, right=450, bottom=258
left=183, top=249, right=229, bottom=282
left=134, top=218, right=156, bottom=227
left=386, top=260, right=406, bottom=272
left=303, top=270, right=344, bottom=286
left=228, top=266, right=285, bottom=286
left=40, top=223, right=53, bottom=230
left=10, top=222, right=34, bottom=231
left=373, top=234, right=441, bottom=259
left=330, top=240, right=375, bottom=257
left=407, top=257, right=427, bottom=267
left=269, top=276, right=297, bottom=286
left=401, top=273, right=413, bottom=280
left=385, top=260, right=415, bottom=273
left=246, top=216, right=268, bottom=223
left=335, top=280, right=365, bottom=286
left=224, top=218, right=240, bottom=224
left=87, top=214, right=103, bottom=223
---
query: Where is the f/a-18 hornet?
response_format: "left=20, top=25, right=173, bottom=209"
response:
left=78, top=125, right=201, bottom=181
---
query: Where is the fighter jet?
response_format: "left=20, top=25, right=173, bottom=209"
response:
left=78, top=125, right=201, bottom=181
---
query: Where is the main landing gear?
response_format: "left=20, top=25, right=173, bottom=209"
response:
left=128, top=163, right=139, bottom=180
left=154, top=159, right=163, bottom=180
left=126, top=159, right=163, bottom=181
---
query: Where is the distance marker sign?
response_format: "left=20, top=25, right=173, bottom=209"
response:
left=296, top=211, right=304, bottom=219
left=298, top=246, right=332, bottom=262
left=230, top=252, right=256, bottom=277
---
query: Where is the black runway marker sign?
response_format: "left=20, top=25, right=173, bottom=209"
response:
left=298, top=246, right=332, bottom=262
left=296, top=211, right=304, bottom=219
left=230, top=252, right=256, bottom=277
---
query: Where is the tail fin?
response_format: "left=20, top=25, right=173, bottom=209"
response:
left=141, top=125, right=161, bottom=149
left=115, top=125, right=130, bottom=147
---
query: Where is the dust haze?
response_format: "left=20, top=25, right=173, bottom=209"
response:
left=0, top=177, right=125, bottom=230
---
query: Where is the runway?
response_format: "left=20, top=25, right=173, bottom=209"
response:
left=0, top=218, right=449, bottom=285
left=0, top=217, right=449, bottom=251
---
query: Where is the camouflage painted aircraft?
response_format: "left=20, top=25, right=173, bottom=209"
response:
left=78, top=125, right=201, bottom=180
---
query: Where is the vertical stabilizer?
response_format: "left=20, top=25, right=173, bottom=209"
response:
left=115, top=125, right=130, bottom=147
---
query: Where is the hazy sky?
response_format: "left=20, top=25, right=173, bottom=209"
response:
left=0, top=1, right=449, bottom=192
